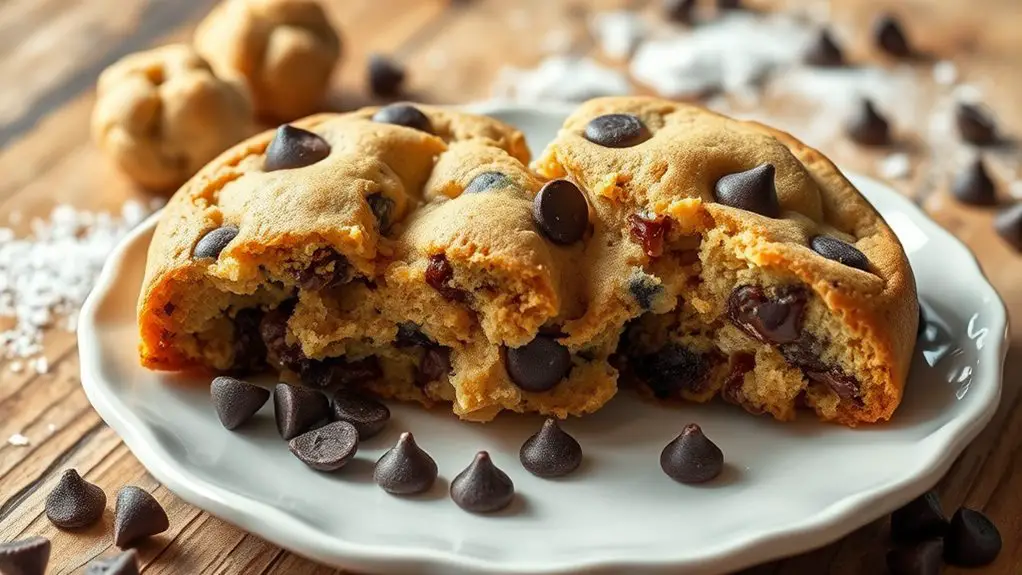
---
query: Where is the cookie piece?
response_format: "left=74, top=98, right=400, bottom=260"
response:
left=92, top=44, right=254, bottom=192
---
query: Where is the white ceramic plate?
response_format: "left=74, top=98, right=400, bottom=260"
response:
left=79, top=103, right=1008, bottom=575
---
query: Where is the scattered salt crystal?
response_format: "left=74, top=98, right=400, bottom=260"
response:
left=47, top=423, right=57, bottom=434
left=32, top=356, right=49, bottom=374
left=933, top=61, right=958, bottom=86
left=491, top=56, right=632, bottom=103
left=879, top=153, right=912, bottom=180
left=590, top=11, right=646, bottom=60
left=9, top=360, right=23, bottom=373
left=8, top=433, right=30, bottom=447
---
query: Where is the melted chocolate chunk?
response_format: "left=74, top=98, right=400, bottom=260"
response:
left=660, top=424, right=724, bottom=484
left=45, top=469, right=106, bottom=530
left=584, top=114, right=650, bottom=148
left=713, top=164, right=781, bottom=218
left=372, top=103, right=433, bottom=133
left=533, top=179, right=589, bottom=245
left=374, top=432, right=438, bottom=495
left=846, top=98, right=891, bottom=146
left=259, top=304, right=304, bottom=373
left=424, top=253, right=467, bottom=302
left=944, top=507, right=1001, bottom=567
left=951, top=157, right=997, bottom=206
left=296, top=250, right=351, bottom=291
left=804, top=28, right=844, bottom=67
left=232, top=308, right=268, bottom=372
left=395, top=322, right=435, bottom=347
left=956, top=102, right=999, bottom=145
left=289, top=421, right=359, bottom=472
left=721, top=353, right=756, bottom=406
left=873, top=14, right=912, bottom=57
left=465, top=171, right=512, bottom=194
left=810, top=236, right=871, bottom=272
left=519, top=418, right=583, bottom=478
left=506, top=336, right=572, bottom=392
left=113, top=486, right=169, bottom=548
left=628, top=271, right=665, bottom=311
left=726, top=285, right=807, bottom=345
left=367, top=54, right=405, bottom=97
left=0, top=536, right=50, bottom=575
left=891, top=490, right=949, bottom=542
left=450, top=451, right=515, bottom=513
left=632, top=344, right=709, bottom=398
left=886, top=540, right=943, bottom=575
left=264, top=125, right=331, bottom=172
left=330, top=390, right=390, bottom=439
left=193, top=226, right=238, bottom=259
left=366, top=193, right=395, bottom=232
left=629, top=214, right=672, bottom=258
left=211, top=376, right=270, bottom=430
left=416, top=346, right=451, bottom=386
left=300, top=356, right=382, bottom=389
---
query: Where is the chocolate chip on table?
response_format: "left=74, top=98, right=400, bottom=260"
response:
left=288, top=421, right=359, bottom=472
left=372, top=103, right=434, bottom=133
left=85, top=550, right=140, bottom=575
left=727, top=285, right=807, bottom=345
left=886, top=539, right=943, bottom=575
left=193, top=226, right=239, bottom=259
left=804, top=28, right=844, bottom=67
left=628, top=214, right=672, bottom=258
left=663, top=0, right=696, bottom=24
left=533, top=179, right=589, bottom=245
left=416, top=346, right=452, bottom=386
left=846, top=98, right=891, bottom=146
left=713, top=163, right=781, bottom=218
left=951, top=157, right=997, bottom=206
left=274, top=383, right=330, bottom=440
left=366, top=193, right=395, bottom=232
left=450, top=451, right=515, bottom=513
left=660, top=423, right=724, bottom=484
left=632, top=344, right=710, bottom=398
left=374, top=432, right=438, bottom=495
left=873, top=13, right=912, bottom=57
left=113, top=486, right=169, bottom=548
left=955, top=102, right=999, bottom=145
left=890, top=490, right=949, bottom=542
left=810, top=236, right=871, bottom=271
left=45, top=469, right=106, bottom=529
left=993, top=203, right=1022, bottom=252
left=506, top=335, right=572, bottom=392
left=367, top=54, right=405, bottom=97
left=211, top=376, right=269, bottom=430
left=424, top=253, right=468, bottom=302
left=944, top=507, right=1001, bottom=567
left=0, top=536, right=50, bottom=575
left=330, top=390, right=390, bottom=439
left=628, top=271, right=665, bottom=311
left=584, top=113, right=650, bottom=148
left=465, top=171, right=512, bottom=194
left=264, top=125, right=331, bottom=172
left=520, top=418, right=583, bottom=478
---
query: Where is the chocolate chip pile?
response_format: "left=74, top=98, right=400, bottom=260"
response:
left=886, top=490, right=1001, bottom=573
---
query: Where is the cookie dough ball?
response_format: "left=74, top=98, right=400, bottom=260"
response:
left=194, top=0, right=341, bottom=121
left=92, top=44, right=254, bottom=192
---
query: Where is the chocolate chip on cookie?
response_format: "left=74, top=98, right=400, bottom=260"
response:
left=416, top=346, right=451, bottom=386
left=873, top=14, right=912, bottom=57
left=366, top=193, right=395, bottom=232
left=994, top=203, right=1022, bottom=252
left=451, top=451, right=515, bottom=513
left=660, top=424, right=724, bottom=484
left=955, top=102, right=998, bottom=145
left=45, top=469, right=106, bottom=530
left=274, top=383, right=330, bottom=440
left=465, top=171, right=512, bottom=194
left=520, top=418, right=583, bottom=478
left=846, top=98, right=891, bottom=146
left=810, top=236, right=871, bottom=271
left=374, top=432, right=438, bottom=495
left=193, top=226, right=238, bottom=259
left=727, top=285, right=807, bottom=345
left=367, top=54, right=406, bottom=97
left=663, top=0, right=696, bottom=24
left=211, top=376, right=270, bottom=430
left=85, top=550, right=139, bottom=575
left=804, top=28, right=844, bottom=67
left=952, top=157, right=997, bottom=206
left=289, top=421, right=359, bottom=471
left=629, top=214, right=672, bottom=258
left=264, top=125, right=331, bottom=172
left=584, top=113, right=649, bottom=148
left=628, top=270, right=666, bottom=311
left=372, top=103, right=434, bottom=133
left=330, top=390, right=390, bottom=439
left=0, top=536, right=50, bottom=575
left=886, top=540, right=943, bottom=575
left=632, top=344, right=710, bottom=398
left=113, top=486, right=169, bottom=548
left=533, top=179, right=589, bottom=244
left=506, top=335, right=572, bottom=392
left=425, top=253, right=468, bottom=302
left=944, top=508, right=1001, bottom=567
left=891, top=490, right=949, bottom=542
left=714, top=163, right=781, bottom=218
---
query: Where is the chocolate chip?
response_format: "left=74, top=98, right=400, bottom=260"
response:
left=0, top=536, right=50, bottom=575
left=944, top=507, right=1001, bottom=567
left=810, top=236, right=871, bottom=271
left=193, top=226, right=238, bottom=259
left=891, top=490, right=949, bottom=542
left=85, top=550, right=139, bottom=575
left=416, top=346, right=451, bottom=386
left=296, top=249, right=351, bottom=291
left=372, top=103, right=433, bottom=133
left=330, top=390, right=390, bottom=439
left=874, top=14, right=911, bottom=57
left=886, top=539, right=943, bottom=575
left=632, top=345, right=710, bottom=398
left=465, top=171, right=512, bottom=194
left=367, top=54, right=405, bottom=97
left=808, top=368, right=862, bottom=405
left=804, top=28, right=844, bottom=67
left=395, top=322, right=434, bottom=347
left=721, top=353, right=756, bottom=406
left=533, top=179, right=589, bottom=244
left=956, top=102, right=998, bottom=145
left=846, top=98, right=891, bottom=146
left=951, top=157, right=997, bottom=206
left=993, top=203, right=1022, bottom=252
left=660, top=423, right=724, bottom=484
left=506, top=335, right=572, bottom=392
left=583, top=114, right=649, bottom=148
left=727, top=285, right=807, bottom=345
left=273, top=383, right=330, bottom=440
left=309, top=356, right=382, bottom=389
left=288, top=421, right=359, bottom=472
left=713, top=164, right=781, bottom=218
left=374, top=432, right=438, bottom=495
left=113, top=486, right=169, bottom=548
left=366, top=193, right=395, bottom=232
left=424, top=253, right=467, bottom=302
left=45, top=469, right=106, bottom=529
left=663, top=0, right=696, bottom=24
left=211, top=376, right=270, bottom=430
left=264, top=125, right=331, bottom=172
left=717, top=0, right=741, bottom=9
left=450, top=451, right=515, bottom=513
left=628, top=214, right=672, bottom=258
left=259, top=304, right=304, bottom=373
left=628, top=270, right=665, bottom=310
left=231, top=307, right=267, bottom=372
left=520, top=418, right=583, bottom=478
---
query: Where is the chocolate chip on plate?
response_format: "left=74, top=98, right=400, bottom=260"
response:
left=0, top=536, right=50, bottom=575
left=45, top=469, right=106, bottom=529
left=533, top=179, right=589, bottom=244
left=846, top=98, right=891, bottom=146
left=873, top=13, right=911, bottom=57
left=810, top=236, right=871, bottom=272
left=274, top=383, right=330, bottom=440
left=193, top=226, right=239, bottom=259
left=955, top=102, right=999, bottom=145
left=890, top=490, right=949, bottom=542
left=211, top=376, right=269, bottom=430
left=264, top=125, right=331, bottom=172
left=450, top=451, right=515, bottom=513
left=372, top=103, right=434, bottom=133
left=660, top=424, right=724, bottom=484
left=584, top=113, right=650, bottom=148
left=113, top=486, right=169, bottom=548
left=944, top=507, right=1001, bottom=567
left=886, top=539, right=943, bottom=575
left=374, top=432, right=438, bottom=495
left=85, top=550, right=140, bottom=575
left=330, top=390, right=390, bottom=439
left=663, top=0, right=696, bottom=24
left=520, top=418, right=583, bottom=478
left=367, top=54, right=405, bottom=97
left=727, top=284, right=807, bottom=345
left=506, top=335, right=572, bottom=392
left=424, top=253, right=467, bottom=302
left=804, top=28, right=844, bottom=67
left=629, top=214, right=672, bottom=258
left=465, top=171, right=512, bottom=194
left=952, top=157, right=997, bottom=206
left=288, top=421, right=359, bottom=472
left=994, top=203, right=1022, bottom=252
left=714, top=163, right=781, bottom=218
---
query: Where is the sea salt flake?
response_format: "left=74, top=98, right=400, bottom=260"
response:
left=33, top=356, right=49, bottom=374
left=8, top=433, right=30, bottom=446
left=879, top=153, right=912, bottom=180
left=933, top=61, right=958, bottom=86
left=9, top=360, right=23, bottom=373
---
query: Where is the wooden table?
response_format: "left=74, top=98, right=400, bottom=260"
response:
left=1, top=0, right=1021, bottom=573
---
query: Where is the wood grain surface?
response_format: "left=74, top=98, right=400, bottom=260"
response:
left=1, top=0, right=1021, bottom=573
